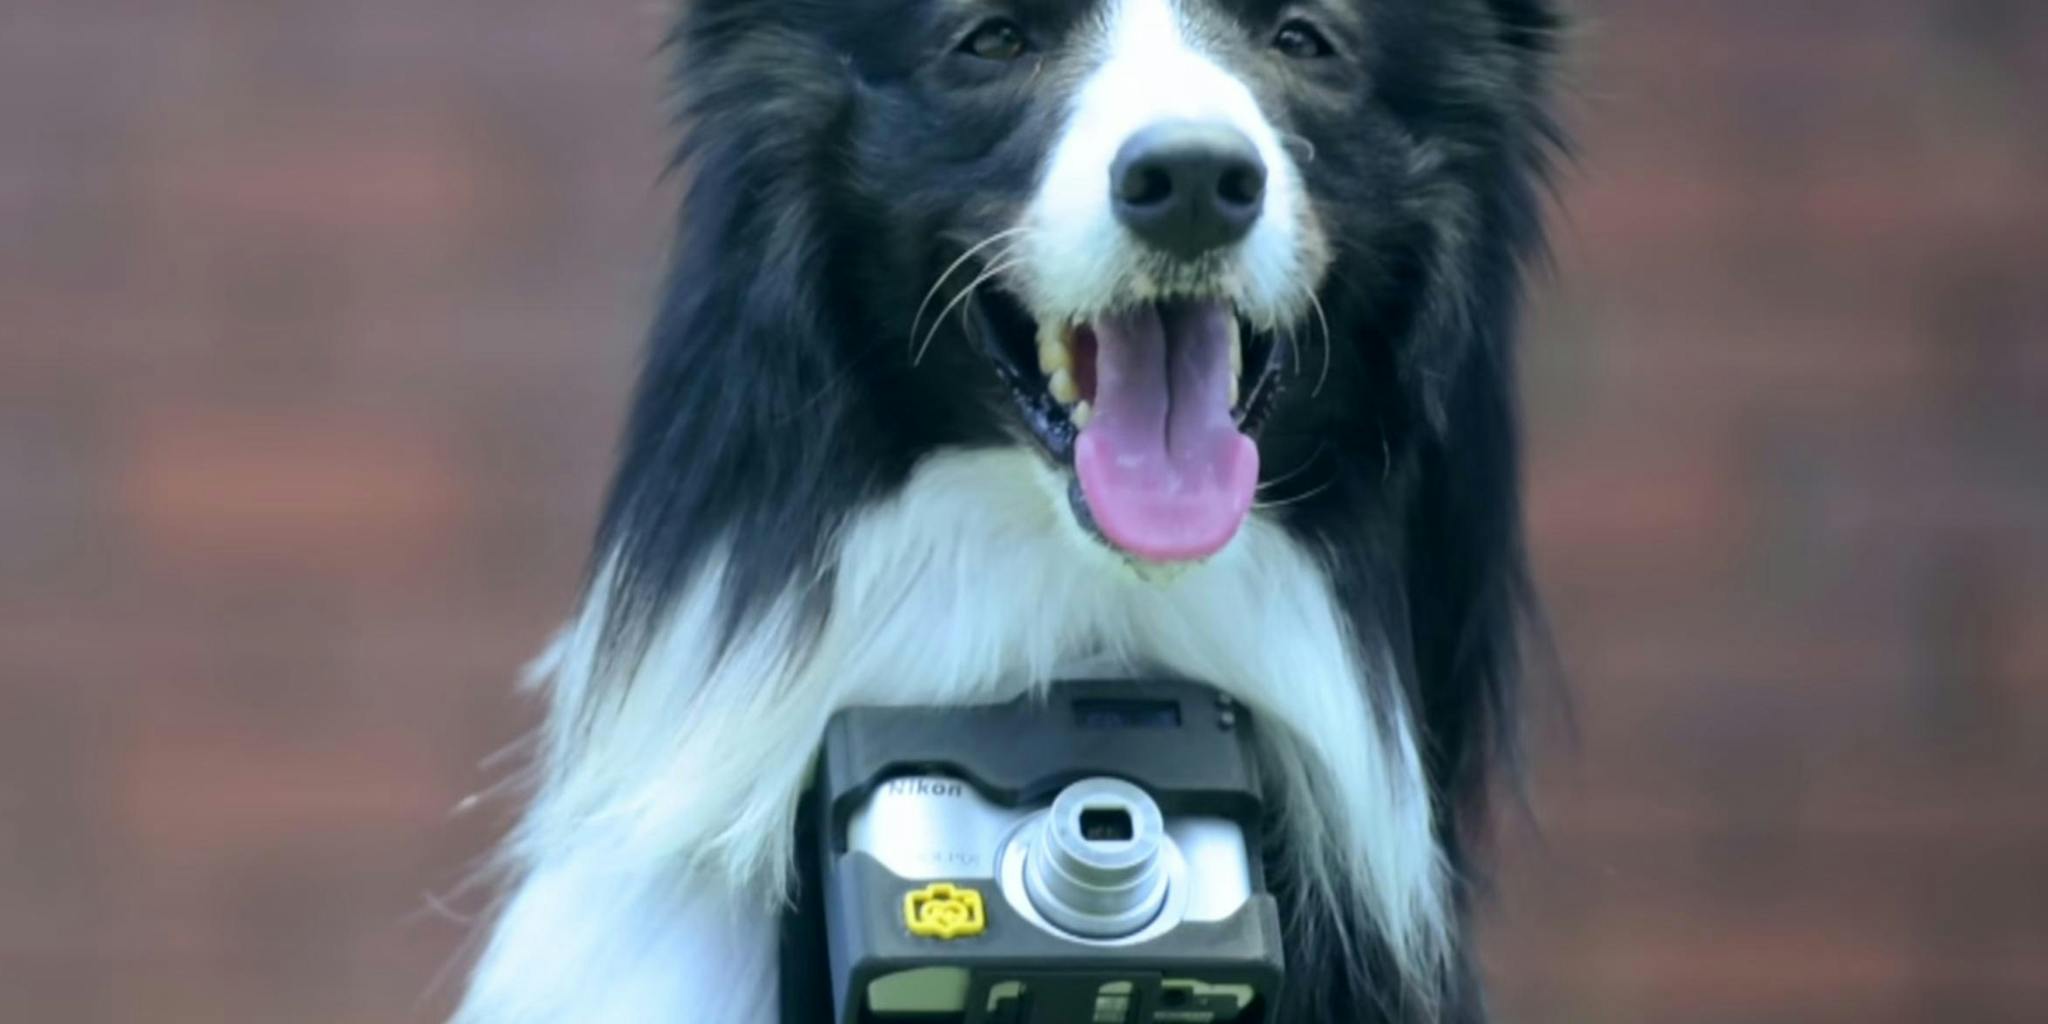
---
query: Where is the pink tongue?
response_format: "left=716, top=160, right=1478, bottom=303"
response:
left=1075, top=300, right=1259, bottom=563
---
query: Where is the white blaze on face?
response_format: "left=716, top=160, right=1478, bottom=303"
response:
left=1022, top=0, right=1320, bottom=329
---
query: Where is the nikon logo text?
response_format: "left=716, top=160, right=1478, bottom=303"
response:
left=885, top=778, right=967, bottom=799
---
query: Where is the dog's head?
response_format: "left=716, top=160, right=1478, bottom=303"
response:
left=647, top=0, right=1557, bottom=572
left=867, top=1, right=1340, bottom=564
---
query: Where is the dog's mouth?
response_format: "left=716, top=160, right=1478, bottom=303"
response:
left=971, top=287, right=1284, bottom=564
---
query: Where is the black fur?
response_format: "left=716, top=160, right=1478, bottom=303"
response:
left=594, top=1, right=1560, bottom=1019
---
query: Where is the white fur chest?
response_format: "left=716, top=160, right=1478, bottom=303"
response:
left=456, top=448, right=1445, bottom=1023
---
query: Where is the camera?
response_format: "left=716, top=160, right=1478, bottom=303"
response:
left=791, top=680, right=1285, bottom=1024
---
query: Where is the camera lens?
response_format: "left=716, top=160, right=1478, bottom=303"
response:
left=1022, top=778, right=1169, bottom=938
left=1080, top=806, right=1134, bottom=841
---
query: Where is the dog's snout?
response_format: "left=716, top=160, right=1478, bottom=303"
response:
left=1110, top=120, right=1266, bottom=259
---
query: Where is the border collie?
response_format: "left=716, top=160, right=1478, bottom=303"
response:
left=457, top=1, right=1560, bottom=1020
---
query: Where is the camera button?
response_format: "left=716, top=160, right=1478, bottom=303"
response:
left=903, top=883, right=988, bottom=940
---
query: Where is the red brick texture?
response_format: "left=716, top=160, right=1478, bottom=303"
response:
left=2, top=3, right=2043, bottom=1022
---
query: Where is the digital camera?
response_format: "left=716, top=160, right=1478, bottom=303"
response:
left=783, top=680, right=1285, bottom=1024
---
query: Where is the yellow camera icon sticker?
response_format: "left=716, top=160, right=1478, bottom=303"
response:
left=902, top=883, right=987, bottom=940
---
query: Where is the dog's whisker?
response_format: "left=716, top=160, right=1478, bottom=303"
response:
left=1242, top=339, right=1278, bottom=415
left=909, top=228, right=1029, bottom=359
left=1257, top=442, right=1330, bottom=494
left=1254, top=474, right=1337, bottom=511
left=913, top=254, right=1023, bottom=367
left=1305, top=287, right=1333, bottom=399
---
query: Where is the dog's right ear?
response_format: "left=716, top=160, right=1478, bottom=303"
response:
left=590, top=11, right=869, bottom=669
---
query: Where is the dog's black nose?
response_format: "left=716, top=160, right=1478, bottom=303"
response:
left=1110, top=121, right=1267, bottom=259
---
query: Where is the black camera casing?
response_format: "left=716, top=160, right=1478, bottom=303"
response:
left=780, top=679, right=1285, bottom=1024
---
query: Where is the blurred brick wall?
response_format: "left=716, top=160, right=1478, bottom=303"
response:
left=1, top=2, right=2042, bottom=1023
left=1491, top=2, right=2048, bottom=1022
left=1, top=3, right=666, bottom=1020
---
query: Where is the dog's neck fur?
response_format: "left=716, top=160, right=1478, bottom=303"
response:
left=456, top=446, right=1447, bottom=1023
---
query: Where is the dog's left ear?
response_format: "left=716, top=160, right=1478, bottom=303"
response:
left=1486, top=0, right=1566, bottom=48
left=1399, top=0, right=1562, bottom=865
left=1397, top=0, right=1564, bottom=435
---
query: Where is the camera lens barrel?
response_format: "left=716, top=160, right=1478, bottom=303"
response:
left=1022, top=778, right=1170, bottom=938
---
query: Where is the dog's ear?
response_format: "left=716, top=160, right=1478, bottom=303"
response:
left=1398, top=0, right=1560, bottom=908
left=591, top=13, right=870, bottom=662
left=1387, top=0, right=1564, bottom=434
left=1486, top=0, right=1566, bottom=52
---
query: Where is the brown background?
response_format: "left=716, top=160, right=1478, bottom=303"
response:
left=3, top=2, right=2043, bottom=1022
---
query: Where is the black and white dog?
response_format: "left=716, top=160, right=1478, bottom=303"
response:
left=457, top=1, right=1559, bottom=1020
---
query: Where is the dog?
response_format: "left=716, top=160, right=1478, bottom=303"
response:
left=455, top=1, right=1560, bottom=1020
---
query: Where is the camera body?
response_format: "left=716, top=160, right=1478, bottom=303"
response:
left=800, top=680, right=1284, bottom=1024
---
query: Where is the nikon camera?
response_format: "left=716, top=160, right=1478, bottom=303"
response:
left=785, top=680, right=1285, bottom=1024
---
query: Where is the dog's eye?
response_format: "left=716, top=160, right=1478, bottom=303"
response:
left=958, top=19, right=1029, bottom=62
left=1272, top=19, right=1336, bottom=59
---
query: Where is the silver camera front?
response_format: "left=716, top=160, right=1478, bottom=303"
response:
left=846, top=771, right=1252, bottom=948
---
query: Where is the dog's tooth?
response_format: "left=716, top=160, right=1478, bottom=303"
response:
left=1230, top=374, right=1241, bottom=409
left=1036, top=320, right=1070, bottom=374
left=1038, top=337, right=1070, bottom=376
left=1228, top=322, right=1243, bottom=378
left=1072, top=400, right=1094, bottom=429
left=1049, top=367, right=1080, bottom=404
